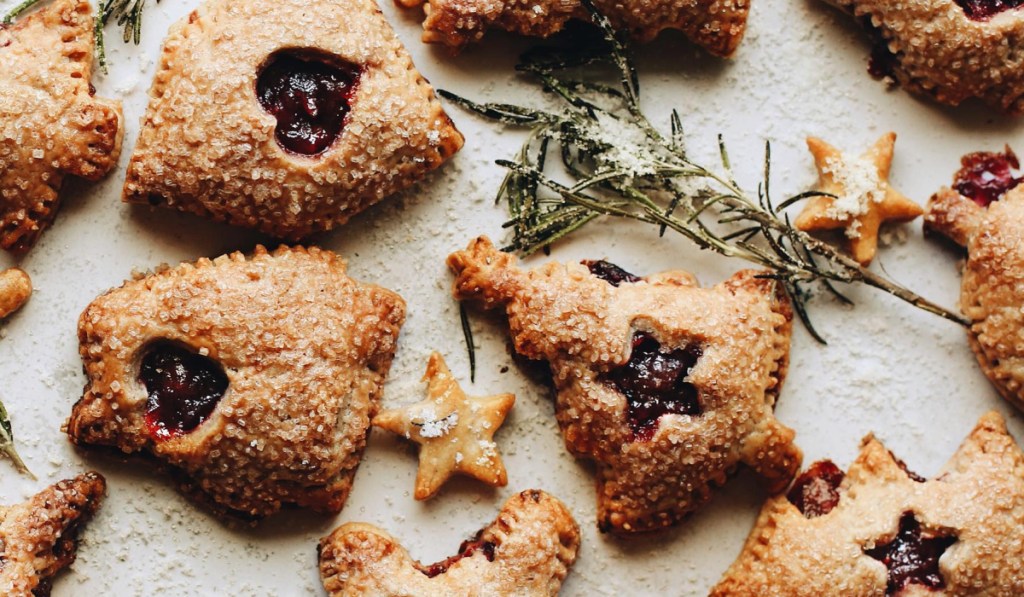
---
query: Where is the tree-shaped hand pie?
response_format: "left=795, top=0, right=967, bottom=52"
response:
left=447, top=236, right=802, bottom=534
left=712, top=411, right=1024, bottom=595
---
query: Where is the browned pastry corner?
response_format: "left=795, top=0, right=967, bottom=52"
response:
left=397, top=0, right=749, bottom=56
left=66, top=246, right=405, bottom=519
left=926, top=183, right=1024, bottom=412
left=0, top=0, right=123, bottom=252
left=823, top=0, right=1024, bottom=112
left=319, top=489, right=580, bottom=596
left=123, top=0, right=464, bottom=241
left=0, top=267, right=32, bottom=319
left=712, top=411, right=1024, bottom=596
left=446, top=236, right=801, bottom=534
left=0, top=472, right=107, bottom=596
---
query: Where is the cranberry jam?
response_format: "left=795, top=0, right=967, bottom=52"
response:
left=864, top=513, right=957, bottom=595
left=607, top=332, right=702, bottom=442
left=953, top=147, right=1022, bottom=206
left=422, top=538, right=496, bottom=577
left=583, top=260, right=642, bottom=286
left=955, top=0, right=1024, bottom=20
left=139, top=343, right=229, bottom=441
left=256, top=50, right=360, bottom=156
left=787, top=460, right=845, bottom=518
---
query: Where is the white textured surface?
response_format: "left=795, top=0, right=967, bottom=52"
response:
left=1, top=0, right=1023, bottom=595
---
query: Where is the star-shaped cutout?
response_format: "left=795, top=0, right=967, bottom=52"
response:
left=373, top=352, right=515, bottom=500
left=794, top=133, right=923, bottom=265
left=864, top=512, right=956, bottom=594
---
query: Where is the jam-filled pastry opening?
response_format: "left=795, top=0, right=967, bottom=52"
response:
left=786, top=460, right=845, bottom=518
left=419, top=532, right=497, bottom=578
left=954, top=0, right=1024, bottom=20
left=864, top=512, right=957, bottom=595
left=606, top=332, right=703, bottom=442
left=583, top=260, right=642, bottom=287
left=953, top=147, right=1023, bottom=207
left=256, top=49, right=362, bottom=156
left=138, top=341, right=229, bottom=441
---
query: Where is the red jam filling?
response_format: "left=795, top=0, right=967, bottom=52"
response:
left=864, top=22, right=898, bottom=80
left=954, top=0, right=1024, bottom=20
left=786, top=460, right=845, bottom=518
left=422, top=538, right=496, bottom=577
left=583, top=260, right=642, bottom=286
left=864, top=513, right=957, bottom=595
left=953, top=147, right=1022, bottom=206
left=256, top=50, right=360, bottom=156
left=607, top=332, right=702, bottom=442
left=139, top=343, right=228, bottom=441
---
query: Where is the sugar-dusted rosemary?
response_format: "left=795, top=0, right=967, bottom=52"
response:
left=439, top=4, right=967, bottom=342
left=0, top=396, right=34, bottom=478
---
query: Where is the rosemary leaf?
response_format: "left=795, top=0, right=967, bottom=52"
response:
left=459, top=302, right=476, bottom=383
left=0, top=397, right=34, bottom=478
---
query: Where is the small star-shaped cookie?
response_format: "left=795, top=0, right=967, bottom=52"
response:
left=373, top=352, right=515, bottom=500
left=794, top=133, right=922, bottom=265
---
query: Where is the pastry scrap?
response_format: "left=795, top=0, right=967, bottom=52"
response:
left=711, top=411, right=1024, bottom=596
left=373, top=351, right=516, bottom=500
left=319, top=489, right=580, bottom=596
left=0, top=268, right=31, bottom=319
left=0, top=0, right=123, bottom=252
left=823, top=0, right=1024, bottom=112
left=1, top=472, right=106, bottom=597
left=123, top=0, right=464, bottom=240
left=398, top=0, right=750, bottom=57
left=925, top=147, right=1024, bottom=412
left=66, top=245, right=406, bottom=519
left=447, top=237, right=801, bottom=534
left=794, top=133, right=922, bottom=266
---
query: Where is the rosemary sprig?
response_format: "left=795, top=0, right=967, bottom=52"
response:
left=0, top=397, right=34, bottom=478
left=440, top=4, right=967, bottom=341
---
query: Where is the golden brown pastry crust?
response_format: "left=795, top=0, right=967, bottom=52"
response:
left=373, top=351, right=516, bottom=500
left=66, top=245, right=406, bottom=519
left=319, top=489, right=580, bottom=596
left=712, top=411, right=1024, bottom=596
left=0, top=267, right=31, bottom=319
left=824, top=0, right=1024, bottom=112
left=447, top=236, right=801, bottom=534
left=123, top=0, right=464, bottom=241
left=926, top=186, right=1024, bottom=412
left=399, top=0, right=750, bottom=57
left=0, top=472, right=106, bottom=597
left=0, top=0, right=123, bottom=252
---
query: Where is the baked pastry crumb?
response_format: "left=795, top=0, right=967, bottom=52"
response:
left=447, top=236, right=801, bottom=534
left=0, top=267, right=31, bottom=319
left=319, top=489, right=580, bottom=596
left=373, top=351, right=516, bottom=500
left=0, top=0, right=123, bottom=252
left=0, top=472, right=106, bottom=597
left=66, top=245, right=405, bottom=519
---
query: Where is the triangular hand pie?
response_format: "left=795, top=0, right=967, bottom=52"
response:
left=319, top=489, right=580, bottom=595
left=447, top=236, right=801, bottom=534
left=123, top=0, right=464, bottom=240
left=66, top=246, right=405, bottom=519
left=712, top=411, right=1024, bottom=595
left=1, top=472, right=106, bottom=596
left=0, top=0, right=123, bottom=252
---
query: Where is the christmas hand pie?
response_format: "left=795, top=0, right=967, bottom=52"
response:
left=447, top=236, right=802, bottom=534
left=925, top=148, right=1024, bottom=412
left=712, top=411, right=1024, bottom=596
left=66, top=246, right=405, bottom=519
left=0, top=0, right=123, bottom=252
left=123, top=0, right=464, bottom=241
left=1, top=472, right=106, bottom=596
left=319, top=489, right=580, bottom=596
left=398, top=0, right=749, bottom=57
left=822, top=0, right=1024, bottom=112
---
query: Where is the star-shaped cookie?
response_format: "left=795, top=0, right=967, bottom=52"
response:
left=1, top=472, right=106, bottom=595
left=712, top=411, right=1024, bottom=595
left=794, top=133, right=922, bottom=265
left=0, top=0, right=123, bottom=252
left=448, top=237, right=801, bottom=534
left=373, top=352, right=515, bottom=500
